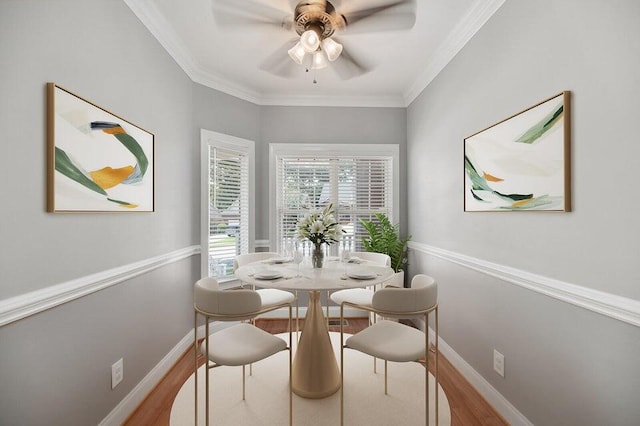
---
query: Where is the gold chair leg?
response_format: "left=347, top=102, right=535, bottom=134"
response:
left=289, top=305, right=293, bottom=426
left=194, top=311, right=198, bottom=426
left=425, top=312, right=429, bottom=426
left=296, top=290, right=300, bottom=342
left=250, top=283, right=255, bottom=376
left=372, top=289, right=378, bottom=374
left=435, top=307, right=439, bottom=426
left=242, top=365, right=246, bottom=400
left=205, top=320, right=210, bottom=426
left=340, top=304, right=345, bottom=426
left=326, top=290, right=330, bottom=326
left=384, top=360, right=388, bottom=395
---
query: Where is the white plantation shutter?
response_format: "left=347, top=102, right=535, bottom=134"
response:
left=210, top=147, right=249, bottom=251
left=202, top=131, right=253, bottom=282
left=276, top=157, right=332, bottom=251
left=274, top=147, right=395, bottom=255
left=339, top=157, right=393, bottom=252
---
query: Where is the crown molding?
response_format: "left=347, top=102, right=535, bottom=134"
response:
left=189, top=65, right=263, bottom=105
left=403, top=0, right=506, bottom=106
left=125, top=0, right=504, bottom=108
left=123, top=0, right=263, bottom=104
left=259, top=93, right=406, bottom=108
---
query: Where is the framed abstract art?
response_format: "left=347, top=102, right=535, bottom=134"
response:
left=47, top=83, right=154, bottom=212
left=464, top=91, right=571, bottom=212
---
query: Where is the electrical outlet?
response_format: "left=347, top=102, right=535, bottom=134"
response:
left=111, top=358, right=123, bottom=389
left=493, top=350, right=505, bottom=377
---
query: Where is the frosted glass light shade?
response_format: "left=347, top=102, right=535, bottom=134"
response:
left=311, top=50, right=328, bottom=69
left=321, top=38, right=343, bottom=61
left=288, top=42, right=306, bottom=64
left=300, top=29, right=320, bottom=53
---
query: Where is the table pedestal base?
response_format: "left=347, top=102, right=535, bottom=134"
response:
left=292, top=290, right=341, bottom=398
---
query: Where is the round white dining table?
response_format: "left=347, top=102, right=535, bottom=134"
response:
left=234, top=257, right=394, bottom=399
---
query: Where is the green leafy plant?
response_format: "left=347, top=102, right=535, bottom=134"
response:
left=358, top=213, right=411, bottom=273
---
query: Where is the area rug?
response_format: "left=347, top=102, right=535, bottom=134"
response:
left=170, top=332, right=451, bottom=425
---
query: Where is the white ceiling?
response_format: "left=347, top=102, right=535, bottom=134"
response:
left=124, top=0, right=504, bottom=107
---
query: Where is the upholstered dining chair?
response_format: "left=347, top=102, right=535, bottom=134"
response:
left=339, top=274, right=438, bottom=426
left=234, top=252, right=298, bottom=338
left=330, top=252, right=391, bottom=369
left=349, top=251, right=392, bottom=267
left=329, top=252, right=391, bottom=315
left=193, top=277, right=293, bottom=426
left=234, top=252, right=296, bottom=309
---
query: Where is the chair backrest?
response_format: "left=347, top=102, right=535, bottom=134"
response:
left=194, top=277, right=262, bottom=321
left=233, top=252, right=279, bottom=271
left=371, top=274, right=437, bottom=319
left=351, top=251, right=391, bottom=267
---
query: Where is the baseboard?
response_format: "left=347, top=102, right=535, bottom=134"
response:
left=98, top=304, right=364, bottom=424
left=412, top=318, right=533, bottom=426
left=99, top=322, right=232, bottom=426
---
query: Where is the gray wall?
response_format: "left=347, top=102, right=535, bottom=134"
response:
left=9, top=0, right=635, bottom=424
left=0, top=0, right=196, bottom=298
left=259, top=106, right=408, bottom=240
left=0, top=1, right=199, bottom=424
left=0, top=2, right=408, bottom=425
left=407, top=0, right=640, bottom=424
left=193, top=92, right=409, bottom=242
left=193, top=83, right=261, bottom=143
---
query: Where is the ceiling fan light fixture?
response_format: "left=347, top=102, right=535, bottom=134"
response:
left=300, top=29, right=321, bottom=53
left=311, top=50, right=328, bottom=70
left=288, top=42, right=306, bottom=65
left=321, top=38, right=342, bottom=61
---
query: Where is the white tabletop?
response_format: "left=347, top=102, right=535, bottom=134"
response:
left=234, top=257, right=394, bottom=291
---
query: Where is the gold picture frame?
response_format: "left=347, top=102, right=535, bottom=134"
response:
left=47, top=83, right=155, bottom=212
left=464, top=91, right=571, bottom=212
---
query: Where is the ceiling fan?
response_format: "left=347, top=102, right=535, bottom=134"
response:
left=212, top=0, right=417, bottom=81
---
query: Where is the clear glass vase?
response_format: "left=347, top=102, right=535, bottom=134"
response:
left=311, top=243, right=324, bottom=268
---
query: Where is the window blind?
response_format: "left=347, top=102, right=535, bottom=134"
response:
left=276, top=155, right=394, bottom=255
left=207, top=145, right=249, bottom=278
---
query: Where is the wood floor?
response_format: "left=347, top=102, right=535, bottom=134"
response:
left=124, top=318, right=507, bottom=426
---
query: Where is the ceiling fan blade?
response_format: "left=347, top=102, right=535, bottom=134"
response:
left=212, top=0, right=294, bottom=31
left=331, top=39, right=372, bottom=80
left=340, top=0, right=416, bottom=33
left=259, top=39, right=300, bottom=79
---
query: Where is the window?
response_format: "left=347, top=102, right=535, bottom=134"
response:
left=201, top=130, right=254, bottom=283
left=270, top=144, right=399, bottom=255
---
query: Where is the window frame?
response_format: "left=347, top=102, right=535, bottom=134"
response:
left=200, top=129, right=255, bottom=285
left=268, top=143, right=400, bottom=253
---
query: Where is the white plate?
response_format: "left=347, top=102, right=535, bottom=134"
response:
left=347, top=270, right=376, bottom=280
left=254, top=270, right=283, bottom=280
left=265, top=257, right=291, bottom=264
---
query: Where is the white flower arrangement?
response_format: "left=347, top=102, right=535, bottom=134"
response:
left=295, top=203, right=344, bottom=247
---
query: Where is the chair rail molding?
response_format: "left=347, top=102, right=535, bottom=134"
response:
left=0, top=245, right=201, bottom=327
left=409, top=242, right=640, bottom=328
